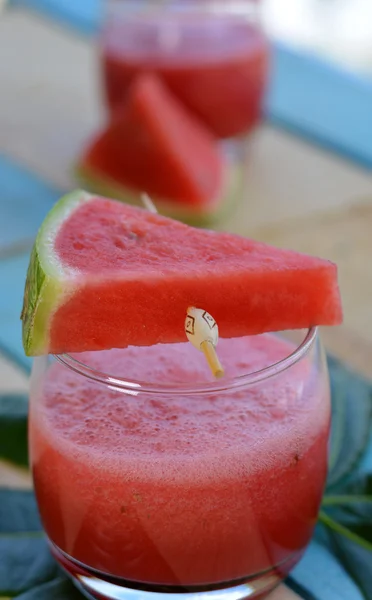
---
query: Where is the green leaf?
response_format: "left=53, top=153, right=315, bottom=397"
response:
left=320, top=512, right=372, bottom=600
left=0, top=491, right=82, bottom=599
left=0, top=536, right=58, bottom=597
left=323, top=476, right=372, bottom=545
left=0, top=394, right=28, bottom=467
left=322, top=496, right=372, bottom=507
left=333, top=541, right=372, bottom=600
left=0, top=490, right=41, bottom=533
left=0, top=490, right=57, bottom=597
left=319, top=512, right=372, bottom=552
left=15, top=577, right=83, bottom=599
left=327, top=356, right=372, bottom=490
left=320, top=475, right=372, bottom=599
left=343, top=474, right=372, bottom=496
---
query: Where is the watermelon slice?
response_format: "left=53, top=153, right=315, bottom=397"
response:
left=21, top=190, right=342, bottom=356
left=76, top=159, right=242, bottom=227
left=75, top=73, right=240, bottom=226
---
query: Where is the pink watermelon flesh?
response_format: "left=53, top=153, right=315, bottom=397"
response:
left=79, top=73, right=225, bottom=207
left=50, top=197, right=342, bottom=354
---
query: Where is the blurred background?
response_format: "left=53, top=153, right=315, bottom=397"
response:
left=0, top=0, right=372, bottom=378
left=264, top=0, right=372, bottom=75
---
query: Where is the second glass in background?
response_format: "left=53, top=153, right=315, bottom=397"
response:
left=93, top=0, right=270, bottom=223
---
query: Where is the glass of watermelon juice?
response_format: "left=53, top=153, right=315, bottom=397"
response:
left=79, top=1, right=269, bottom=224
left=29, top=327, right=330, bottom=600
left=101, top=0, right=269, bottom=140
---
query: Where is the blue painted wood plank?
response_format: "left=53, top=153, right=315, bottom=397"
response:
left=290, top=540, right=364, bottom=600
left=267, top=42, right=372, bottom=169
left=0, top=156, right=64, bottom=372
left=0, top=253, right=31, bottom=372
left=13, top=0, right=102, bottom=35
left=0, top=155, right=63, bottom=252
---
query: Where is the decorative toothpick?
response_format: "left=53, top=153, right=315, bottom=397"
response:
left=185, top=307, right=224, bottom=379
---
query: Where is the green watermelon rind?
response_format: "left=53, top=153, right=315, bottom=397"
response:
left=21, top=190, right=92, bottom=356
left=74, top=160, right=244, bottom=228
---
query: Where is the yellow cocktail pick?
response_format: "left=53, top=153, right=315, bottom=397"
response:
left=185, top=307, right=224, bottom=379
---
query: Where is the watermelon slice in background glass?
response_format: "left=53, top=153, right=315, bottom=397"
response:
left=76, top=74, right=244, bottom=226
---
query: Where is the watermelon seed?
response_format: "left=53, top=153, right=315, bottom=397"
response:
left=73, top=241, right=85, bottom=251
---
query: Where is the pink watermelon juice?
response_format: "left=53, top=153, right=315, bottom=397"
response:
left=102, top=10, right=269, bottom=139
left=29, top=333, right=330, bottom=588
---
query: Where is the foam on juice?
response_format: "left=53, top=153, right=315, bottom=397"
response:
left=105, top=15, right=264, bottom=65
left=33, top=335, right=328, bottom=480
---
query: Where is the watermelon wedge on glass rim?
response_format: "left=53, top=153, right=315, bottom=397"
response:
left=21, top=190, right=342, bottom=356
left=75, top=73, right=243, bottom=227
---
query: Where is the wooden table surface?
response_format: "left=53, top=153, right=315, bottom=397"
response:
left=1, top=6, right=372, bottom=600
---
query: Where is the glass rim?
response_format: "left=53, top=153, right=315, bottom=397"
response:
left=54, top=327, right=318, bottom=397
left=106, top=0, right=260, bottom=19
left=108, top=0, right=256, bottom=7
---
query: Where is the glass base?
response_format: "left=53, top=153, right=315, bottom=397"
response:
left=51, top=541, right=300, bottom=600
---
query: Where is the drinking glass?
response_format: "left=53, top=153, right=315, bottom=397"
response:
left=101, top=0, right=269, bottom=139
left=29, top=327, right=330, bottom=600
left=94, top=0, right=270, bottom=221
